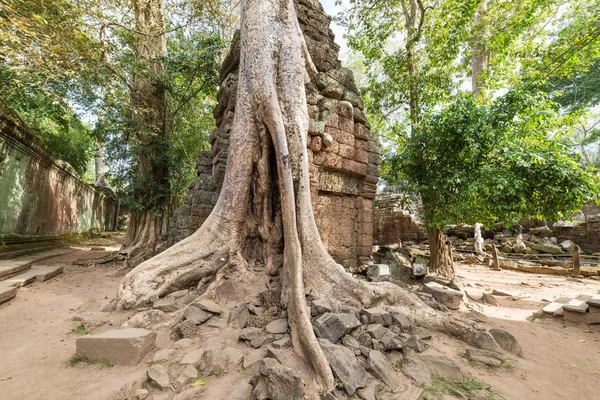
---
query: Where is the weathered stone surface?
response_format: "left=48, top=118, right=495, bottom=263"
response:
left=230, top=381, right=253, bottom=400
left=175, top=364, right=198, bottom=389
left=153, top=297, right=178, bottom=313
left=243, top=349, right=265, bottom=369
left=180, top=349, right=205, bottom=365
left=481, top=293, right=498, bottom=306
left=422, top=282, right=463, bottom=310
left=172, top=387, right=205, bottom=400
left=401, top=357, right=432, bottom=385
left=367, top=264, right=390, bottom=279
left=367, top=350, right=396, bottom=387
left=465, top=348, right=504, bottom=367
left=464, top=310, right=488, bottom=323
left=75, top=328, right=156, bottom=366
left=193, top=299, right=222, bottom=314
left=381, top=333, right=405, bottom=351
left=265, top=319, right=288, bottom=334
left=489, top=328, right=523, bottom=357
left=0, top=283, right=17, bottom=305
left=419, top=350, right=463, bottom=382
left=360, top=308, right=392, bottom=326
left=147, top=364, right=170, bottom=390
left=239, top=327, right=262, bottom=341
left=152, top=348, right=175, bottom=363
left=388, top=309, right=413, bottom=332
left=122, top=310, right=166, bottom=330
left=205, top=316, right=227, bottom=328
left=406, top=335, right=426, bottom=353
left=271, top=336, right=290, bottom=349
left=319, top=340, right=367, bottom=395
left=366, top=324, right=392, bottom=341
left=250, top=335, right=274, bottom=348
left=256, top=358, right=305, bottom=400
left=313, top=313, right=361, bottom=342
left=411, top=327, right=432, bottom=340
left=356, top=379, right=385, bottom=400
left=311, top=298, right=332, bottom=316
left=184, top=306, right=213, bottom=325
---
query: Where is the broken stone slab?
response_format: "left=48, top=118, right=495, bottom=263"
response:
left=271, top=336, right=290, bottom=349
left=153, top=297, right=178, bottom=313
left=491, top=289, right=517, bottom=297
left=230, top=380, right=254, bottom=400
left=560, top=240, right=577, bottom=254
left=411, top=327, right=432, bottom=340
left=367, top=264, right=390, bottom=279
left=76, top=328, right=156, bottom=365
left=381, top=332, right=405, bottom=351
left=265, top=318, right=288, bottom=334
left=542, top=298, right=571, bottom=316
left=419, top=349, right=463, bottom=382
left=465, top=348, right=504, bottom=367
left=464, top=310, right=488, bottom=323
left=319, top=339, right=367, bottom=395
left=562, top=299, right=589, bottom=313
left=0, top=266, right=58, bottom=287
left=359, top=308, right=392, bottom=326
left=152, top=348, right=175, bottom=363
left=192, top=299, right=222, bottom=314
left=250, top=335, right=274, bottom=348
left=122, top=309, right=166, bottom=330
left=0, top=260, right=31, bottom=280
left=367, top=349, right=396, bottom=387
left=401, top=357, right=432, bottom=385
left=311, top=298, right=332, bottom=316
left=184, top=305, right=213, bottom=325
left=481, top=293, right=498, bottom=306
left=205, top=316, right=227, bottom=328
left=147, top=364, right=170, bottom=390
left=421, top=282, right=463, bottom=310
left=180, top=348, right=205, bottom=365
left=366, top=324, right=392, bottom=341
left=406, top=335, right=426, bottom=353
left=313, top=313, right=361, bottom=343
left=172, top=386, right=205, bottom=400
left=487, top=329, right=522, bottom=357
left=239, top=327, right=262, bottom=341
left=341, top=334, right=362, bottom=356
left=387, top=308, right=413, bottom=332
left=0, top=283, right=17, bottom=305
left=356, top=379, right=385, bottom=400
left=588, top=295, right=600, bottom=308
left=256, top=358, right=305, bottom=400
left=175, top=364, right=198, bottom=390
left=243, top=349, right=265, bottom=369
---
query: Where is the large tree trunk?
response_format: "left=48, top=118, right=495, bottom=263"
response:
left=115, top=0, right=500, bottom=389
left=427, top=227, right=455, bottom=277
left=122, top=0, right=170, bottom=265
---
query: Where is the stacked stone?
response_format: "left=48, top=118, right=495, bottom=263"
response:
left=170, top=0, right=380, bottom=270
left=372, top=193, right=426, bottom=245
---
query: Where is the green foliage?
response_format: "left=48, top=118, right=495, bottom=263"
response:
left=72, top=323, right=88, bottom=336
left=423, top=374, right=501, bottom=400
left=393, top=90, right=600, bottom=229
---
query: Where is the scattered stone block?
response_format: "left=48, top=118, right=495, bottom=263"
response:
left=366, top=349, right=396, bottom=387
left=265, top=318, right=288, bottom=334
left=147, top=364, right=170, bottom=389
left=360, top=308, right=392, bottom=326
left=75, top=328, right=156, bottom=365
left=481, top=293, right=498, bottom=306
left=491, top=289, right=516, bottom=297
left=381, top=332, right=405, bottom=351
left=172, top=386, right=205, bottom=400
left=464, top=310, right=488, bottom=323
left=465, top=348, right=504, bottom=367
left=319, top=340, right=367, bottom=395
left=152, top=348, right=175, bottom=363
left=367, top=264, right=390, bottom=279
left=401, top=357, right=432, bottom=385
left=231, top=307, right=250, bottom=329
left=311, top=298, right=332, bottom=316
left=153, top=297, right=178, bottom=313
left=250, top=336, right=274, bottom=348
left=256, top=358, right=305, bottom=400
left=180, top=349, right=205, bottom=365
left=412, top=327, right=432, bottom=340
left=489, top=328, right=523, bottom=356
left=271, top=336, right=290, bottom=349
left=239, top=327, right=262, bottom=341
left=422, top=282, right=463, bottom=310
left=406, top=335, right=426, bottom=353
left=243, top=349, right=265, bottom=369
left=205, top=316, right=227, bottom=328
left=563, top=299, right=588, bottom=313
left=122, top=309, right=166, bottom=329
left=419, top=350, right=463, bottom=382
left=341, top=334, right=362, bottom=355
left=175, top=364, right=198, bottom=390
left=230, top=381, right=253, bottom=400
left=193, top=299, right=222, bottom=314
left=0, top=283, right=17, bottom=305
left=356, top=379, right=385, bottom=400
left=366, top=324, right=392, bottom=341
left=184, top=306, right=213, bottom=325
left=313, top=313, right=361, bottom=342
left=173, top=338, right=193, bottom=349
left=388, top=308, right=413, bottom=332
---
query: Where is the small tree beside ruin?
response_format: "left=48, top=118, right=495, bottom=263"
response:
left=390, top=90, right=600, bottom=276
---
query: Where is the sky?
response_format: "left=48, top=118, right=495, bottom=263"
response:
left=321, top=0, right=349, bottom=56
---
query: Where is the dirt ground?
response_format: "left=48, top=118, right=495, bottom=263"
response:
left=1, top=238, right=599, bottom=400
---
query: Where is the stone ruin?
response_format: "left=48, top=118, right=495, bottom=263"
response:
left=372, top=193, right=426, bottom=246
left=170, top=0, right=379, bottom=270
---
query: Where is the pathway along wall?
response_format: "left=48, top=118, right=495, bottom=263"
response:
left=0, top=101, right=119, bottom=251
left=170, top=0, right=380, bottom=270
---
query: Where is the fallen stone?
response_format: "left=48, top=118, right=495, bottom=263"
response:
left=265, top=318, right=288, bottom=334
left=560, top=240, right=577, bottom=254
left=465, top=348, right=504, bottom=367
left=243, top=349, right=265, bottom=369
left=381, top=333, right=405, bottom=351
left=356, top=379, right=385, bottom=400
left=32, top=265, right=64, bottom=282
left=388, top=308, right=413, bottom=332
left=367, top=264, right=390, bottom=279
left=320, top=340, right=367, bottom=395
left=366, top=350, right=396, bottom=387
left=231, top=307, right=250, bottom=329
left=205, top=316, right=227, bottom=328
left=175, top=364, right=198, bottom=390
left=75, top=328, right=156, bottom=366
left=563, top=299, right=588, bottom=313
left=489, top=328, right=523, bottom=357
left=464, top=310, right=488, bottom=323
left=172, top=387, right=205, bottom=400
left=419, top=350, right=463, bottom=382
left=342, top=334, right=362, bottom=355
left=491, top=289, right=517, bottom=297
left=122, top=310, right=166, bottom=329
left=265, top=346, right=285, bottom=363
left=230, top=381, right=253, bottom=400
left=184, top=306, right=213, bottom=325
left=152, top=348, right=175, bottom=363
left=153, top=297, right=178, bottom=313
left=239, top=327, right=263, bottom=341
left=257, top=358, right=305, bottom=400
left=173, top=338, right=193, bottom=349
left=180, top=349, right=205, bottom=365
left=311, top=298, right=332, bottom=316
left=366, top=324, right=392, bottom=341
left=193, top=299, right=222, bottom=314
left=401, top=357, right=432, bottom=385
left=406, top=335, right=426, bottom=353
left=412, top=327, right=432, bottom=340
left=481, top=293, right=498, bottom=306
left=0, top=283, right=17, bottom=305
left=134, top=388, right=149, bottom=400
left=147, top=364, right=170, bottom=390
left=247, top=303, right=264, bottom=315
left=250, top=335, right=274, bottom=348
left=360, top=308, right=392, bottom=326
left=421, top=282, right=463, bottom=310
left=0, top=260, right=31, bottom=280
left=271, top=336, right=290, bottom=349
left=313, top=313, right=361, bottom=342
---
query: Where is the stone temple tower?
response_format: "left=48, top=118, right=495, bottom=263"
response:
left=170, top=0, right=380, bottom=270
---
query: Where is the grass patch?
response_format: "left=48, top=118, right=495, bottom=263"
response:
left=73, top=323, right=88, bottom=336
left=423, top=374, right=503, bottom=400
left=67, top=356, right=90, bottom=367
left=530, top=312, right=544, bottom=321
left=101, top=360, right=114, bottom=368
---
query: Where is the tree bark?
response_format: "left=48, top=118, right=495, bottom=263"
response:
left=427, top=227, right=454, bottom=277
left=122, top=0, right=170, bottom=265
left=573, top=246, right=581, bottom=276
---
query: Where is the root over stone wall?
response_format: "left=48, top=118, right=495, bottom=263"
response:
left=169, top=0, right=379, bottom=271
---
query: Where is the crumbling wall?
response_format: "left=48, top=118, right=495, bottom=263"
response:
left=373, top=193, right=426, bottom=245
left=0, top=101, right=118, bottom=250
left=170, top=0, right=379, bottom=269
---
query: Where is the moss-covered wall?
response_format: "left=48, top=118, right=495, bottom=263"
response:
left=0, top=101, right=118, bottom=246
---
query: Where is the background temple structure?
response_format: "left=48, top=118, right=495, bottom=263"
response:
left=170, top=0, right=380, bottom=270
